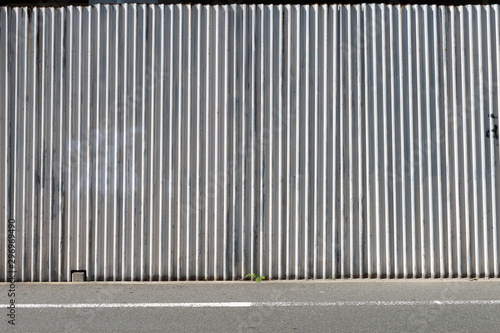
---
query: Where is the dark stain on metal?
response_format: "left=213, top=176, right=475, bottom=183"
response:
left=486, top=125, right=499, bottom=140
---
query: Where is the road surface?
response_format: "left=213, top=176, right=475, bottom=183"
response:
left=2, top=279, right=500, bottom=332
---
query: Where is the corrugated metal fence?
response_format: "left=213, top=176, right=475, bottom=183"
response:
left=1, top=4, right=499, bottom=282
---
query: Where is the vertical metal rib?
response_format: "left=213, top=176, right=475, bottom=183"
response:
left=94, top=5, right=101, bottom=281
left=304, top=5, right=310, bottom=280
left=149, top=4, right=156, bottom=281
left=104, top=4, right=110, bottom=281
left=203, top=4, right=210, bottom=281
left=121, top=4, right=128, bottom=280
left=269, top=4, right=274, bottom=280
left=295, top=4, right=300, bottom=279
left=259, top=4, right=265, bottom=278
left=1, top=6, right=8, bottom=283
left=477, top=5, right=488, bottom=278
left=363, top=3, right=371, bottom=278
left=379, top=5, right=391, bottom=277
left=347, top=4, right=354, bottom=279
left=112, top=5, right=119, bottom=282
left=424, top=5, right=434, bottom=279
left=416, top=5, right=425, bottom=278
left=390, top=5, right=398, bottom=278
left=485, top=4, right=494, bottom=279
left=19, top=8, right=27, bottom=282
left=159, top=4, right=166, bottom=280
left=167, top=4, right=174, bottom=281
left=285, top=4, right=292, bottom=280
left=372, top=3, right=381, bottom=279
left=130, top=4, right=137, bottom=281
left=494, top=4, right=500, bottom=278
left=250, top=4, right=256, bottom=279
left=12, top=8, right=19, bottom=281
left=140, top=4, right=147, bottom=282
left=48, top=8, right=55, bottom=282
left=241, top=4, right=247, bottom=280
left=339, top=4, right=345, bottom=279
left=442, top=6, right=453, bottom=278
left=213, top=5, right=219, bottom=280
left=357, top=4, right=364, bottom=279
left=277, top=4, right=284, bottom=281
left=177, top=4, right=183, bottom=281
left=58, top=7, right=65, bottom=282
left=468, top=5, right=480, bottom=278
left=232, top=4, right=238, bottom=281
left=30, top=8, right=38, bottom=282
left=460, top=6, right=472, bottom=278
left=86, top=6, right=92, bottom=279
left=186, top=4, right=192, bottom=281
left=399, top=5, right=407, bottom=279
left=223, top=5, right=229, bottom=281
left=322, top=4, right=329, bottom=280
left=433, top=5, right=444, bottom=278
left=193, top=4, right=201, bottom=281
left=313, top=4, right=319, bottom=280
left=451, top=6, right=462, bottom=278
left=408, top=5, right=418, bottom=278
left=382, top=3, right=391, bottom=278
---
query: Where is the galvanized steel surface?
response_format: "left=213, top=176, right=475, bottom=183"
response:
left=1, top=4, right=499, bottom=282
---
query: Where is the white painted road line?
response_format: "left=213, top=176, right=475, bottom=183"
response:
left=5, top=300, right=500, bottom=308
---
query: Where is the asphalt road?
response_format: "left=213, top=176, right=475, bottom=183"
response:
left=2, top=279, right=500, bottom=332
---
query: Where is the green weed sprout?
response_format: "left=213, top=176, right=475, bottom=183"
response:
left=245, top=273, right=265, bottom=283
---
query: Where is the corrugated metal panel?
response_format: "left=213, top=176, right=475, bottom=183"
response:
left=1, top=4, right=499, bottom=282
